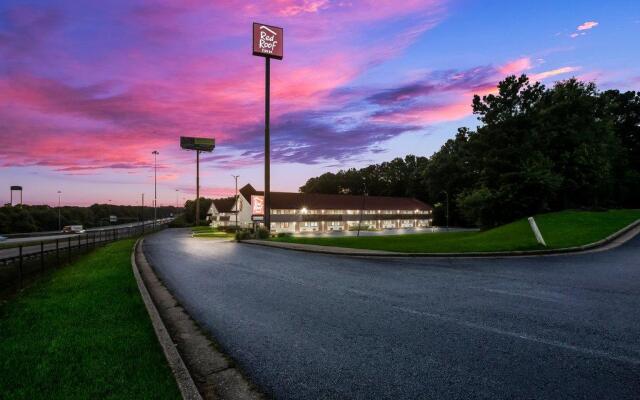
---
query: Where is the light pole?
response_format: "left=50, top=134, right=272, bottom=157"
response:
left=232, top=175, right=239, bottom=232
left=175, top=189, right=179, bottom=209
left=57, top=190, right=62, bottom=230
left=440, top=190, right=449, bottom=230
left=357, top=179, right=366, bottom=237
left=152, top=150, right=159, bottom=230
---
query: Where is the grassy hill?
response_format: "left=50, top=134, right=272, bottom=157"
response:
left=271, top=210, right=640, bottom=253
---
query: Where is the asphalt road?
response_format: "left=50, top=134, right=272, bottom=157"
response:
left=144, top=229, right=640, bottom=399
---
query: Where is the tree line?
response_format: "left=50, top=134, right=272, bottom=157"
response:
left=300, top=75, right=640, bottom=227
left=1, top=204, right=178, bottom=234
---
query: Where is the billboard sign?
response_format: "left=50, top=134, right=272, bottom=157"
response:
left=251, top=195, right=264, bottom=216
left=252, top=23, right=283, bottom=60
left=180, top=136, right=215, bottom=152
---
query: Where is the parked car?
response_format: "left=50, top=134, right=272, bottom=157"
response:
left=62, top=225, right=85, bottom=233
left=0, top=235, right=6, bottom=242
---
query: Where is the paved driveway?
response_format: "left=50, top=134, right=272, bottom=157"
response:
left=144, top=229, right=640, bottom=399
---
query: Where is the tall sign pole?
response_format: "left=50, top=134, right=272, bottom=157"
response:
left=196, top=150, right=200, bottom=225
left=265, top=56, right=271, bottom=231
left=152, top=150, right=159, bottom=230
left=253, top=22, right=283, bottom=231
left=180, top=136, right=215, bottom=226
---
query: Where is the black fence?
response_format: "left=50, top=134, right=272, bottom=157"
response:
left=0, top=222, right=169, bottom=291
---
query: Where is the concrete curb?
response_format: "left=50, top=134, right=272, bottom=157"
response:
left=241, top=219, right=640, bottom=259
left=131, top=239, right=203, bottom=400
left=135, top=237, right=264, bottom=400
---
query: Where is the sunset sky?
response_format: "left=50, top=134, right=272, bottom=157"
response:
left=1, top=0, right=639, bottom=206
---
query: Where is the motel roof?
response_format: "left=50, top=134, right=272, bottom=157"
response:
left=211, top=196, right=236, bottom=213
left=238, top=184, right=432, bottom=211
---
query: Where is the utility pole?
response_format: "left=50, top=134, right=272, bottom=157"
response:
left=232, top=175, right=239, bottom=232
left=57, top=190, right=62, bottom=230
left=141, top=193, right=145, bottom=233
left=152, top=150, right=159, bottom=230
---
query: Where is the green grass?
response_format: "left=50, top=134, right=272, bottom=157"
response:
left=0, top=240, right=181, bottom=400
left=271, top=209, right=640, bottom=253
left=191, top=225, right=214, bottom=233
left=193, top=232, right=235, bottom=238
left=191, top=226, right=234, bottom=238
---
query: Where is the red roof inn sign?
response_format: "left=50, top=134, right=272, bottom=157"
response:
left=252, top=23, right=283, bottom=60
left=253, top=22, right=283, bottom=230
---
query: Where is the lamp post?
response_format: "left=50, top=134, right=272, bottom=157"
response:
left=440, top=190, right=449, bottom=230
left=57, top=190, right=62, bottom=230
left=357, top=179, right=367, bottom=237
left=152, top=150, right=159, bottom=230
left=232, top=175, right=239, bottom=232
left=175, top=189, right=179, bottom=209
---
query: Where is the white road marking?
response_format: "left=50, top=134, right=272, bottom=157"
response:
left=392, top=305, right=640, bottom=365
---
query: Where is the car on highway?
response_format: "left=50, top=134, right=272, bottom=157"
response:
left=62, top=225, right=85, bottom=233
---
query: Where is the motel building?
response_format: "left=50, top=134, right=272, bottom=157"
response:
left=208, top=184, right=433, bottom=233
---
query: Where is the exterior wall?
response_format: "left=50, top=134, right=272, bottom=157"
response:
left=213, top=198, right=434, bottom=232
left=235, top=195, right=253, bottom=227
left=268, top=209, right=433, bottom=232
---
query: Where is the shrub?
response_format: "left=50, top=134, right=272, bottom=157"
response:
left=256, top=228, right=270, bottom=240
left=277, top=232, right=292, bottom=238
left=235, top=230, right=251, bottom=240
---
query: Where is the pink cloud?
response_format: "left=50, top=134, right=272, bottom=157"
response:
left=531, top=66, right=580, bottom=81
left=577, top=21, right=599, bottom=31
left=499, top=57, right=532, bottom=75
left=278, top=0, right=329, bottom=16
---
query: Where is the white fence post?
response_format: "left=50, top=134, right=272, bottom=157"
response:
left=528, top=217, right=547, bottom=246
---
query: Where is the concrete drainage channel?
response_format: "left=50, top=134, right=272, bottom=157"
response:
left=131, top=239, right=263, bottom=400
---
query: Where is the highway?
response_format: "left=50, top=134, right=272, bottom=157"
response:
left=144, top=228, right=640, bottom=400
left=0, top=219, right=171, bottom=260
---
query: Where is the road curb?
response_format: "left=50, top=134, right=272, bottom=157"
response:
left=131, top=239, right=202, bottom=400
left=134, top=237, right=264, bottom=400
left=241, top=219, right=640, bottom=258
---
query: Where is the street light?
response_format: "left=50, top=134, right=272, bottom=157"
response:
left=152, top=150, right=159, bottom=229
left=439, top=190, right=449, bottom=230
left=175, top=189, right=179, bottom=209
left=57, top=190, right=62, bottom=230
left=232, top=175, right=239, bottom=232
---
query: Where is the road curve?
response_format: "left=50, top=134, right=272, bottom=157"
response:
left=144, top=229, right=640, bottom=400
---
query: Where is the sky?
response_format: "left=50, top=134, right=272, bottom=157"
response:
left=1, top=0, right=639, bottom=206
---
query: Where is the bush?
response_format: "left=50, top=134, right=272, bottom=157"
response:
left=168, top=214, right=190, bottom=228
left=235, top=230, right=251, bottom=240
left=256, top=228, right=270, bottom=240
left=277, top=232, right=292, bottom=238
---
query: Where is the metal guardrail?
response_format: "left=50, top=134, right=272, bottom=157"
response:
left=0, top=222, right=169, bottom=290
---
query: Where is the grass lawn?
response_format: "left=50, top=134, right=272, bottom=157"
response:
left=192, top=226, right=235, bottom=238
left=271, top=210, right=640, bottom=253
left=0, top=239, right=181, bottom=400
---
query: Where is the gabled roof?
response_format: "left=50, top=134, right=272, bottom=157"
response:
left=239, top=183, right=258, bottom=202
left=237, top=183, right=431, bottom=211
left=211, top=196, right=236, bottom=213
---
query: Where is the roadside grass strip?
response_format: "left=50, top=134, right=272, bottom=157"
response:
left=191, top=226, right=234, bottom=238
left=0, top=239, right=181, bottom=400
left=271, top=210, right=640, bottom=253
